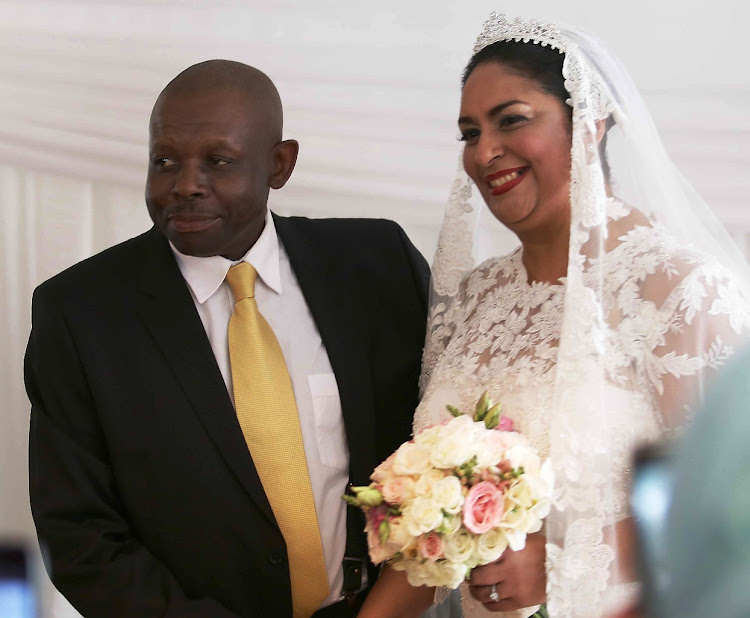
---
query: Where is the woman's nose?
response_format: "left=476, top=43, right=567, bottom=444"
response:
left=474, top=133, right=506, bottom=168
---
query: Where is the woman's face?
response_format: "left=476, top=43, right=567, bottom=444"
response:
left=459, top=61, right=572, bottom=236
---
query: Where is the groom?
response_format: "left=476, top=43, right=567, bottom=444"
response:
left=26, top=60, right=429, bottom=617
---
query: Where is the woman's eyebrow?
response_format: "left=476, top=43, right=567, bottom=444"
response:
left=457, top=99, right=525, bottom=125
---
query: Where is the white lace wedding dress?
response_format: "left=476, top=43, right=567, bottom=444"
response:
left=415, top=218, right=750, bottom=618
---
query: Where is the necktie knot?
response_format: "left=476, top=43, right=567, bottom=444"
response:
left=226, top=262, right=257, bottom=302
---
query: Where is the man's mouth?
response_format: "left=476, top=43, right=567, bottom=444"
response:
left=167, top=212, right=219, bottom=233
left=485, top=167, right=528, bottom=196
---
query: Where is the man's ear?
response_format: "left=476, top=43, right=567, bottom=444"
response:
left=269, top=139, right=299, bottom=189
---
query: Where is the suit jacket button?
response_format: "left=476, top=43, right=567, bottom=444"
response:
left=268, top=551, right=285, bottom=566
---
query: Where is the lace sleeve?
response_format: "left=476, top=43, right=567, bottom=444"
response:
left=420, top=271, right=472, bottom=397
left=641, top=259, right=750, bottom=428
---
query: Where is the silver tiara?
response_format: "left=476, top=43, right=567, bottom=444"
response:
left=473, top=12, right=570, bottom=56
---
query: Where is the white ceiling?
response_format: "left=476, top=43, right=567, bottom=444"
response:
left=0, top=0, right=747, bottom=255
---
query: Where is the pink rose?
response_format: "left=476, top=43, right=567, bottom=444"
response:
left=366, top=504, right=387, bottom=531
left=371, top=453, right=396, bottom=483
left=367, top=524, right=393, bottom=564
left=463, top=481, right=505, bottom=534
left=418, top=531, right=445, bottom=561
left=497, top=416, right=514, bottom=432
left=365, top=506, right=391, bottom=564
left=382, top=476, right=415, bottom=505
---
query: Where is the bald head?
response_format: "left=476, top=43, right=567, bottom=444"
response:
left=145, top=59, right=299, bottom=260
left=151, top=60, right=283, bottom=141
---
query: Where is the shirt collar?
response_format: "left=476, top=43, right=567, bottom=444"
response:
left=170, top=211, right=283, bottom=304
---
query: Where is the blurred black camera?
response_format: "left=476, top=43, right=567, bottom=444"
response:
left=630, top=441, right=674, bottom=617
left=0, top=542, right=38, bottom=618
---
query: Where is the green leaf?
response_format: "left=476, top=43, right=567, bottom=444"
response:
left=484, top=403, right=502, bottom=429
left=378, top=519, right=390, bottom=546
left=531, top=604, right=549, bottom=618
left=474, top=392, right=491, bottom=420
left=446, top=405, right=463, bottom=418
left=342, top=495, right=360, bottom=507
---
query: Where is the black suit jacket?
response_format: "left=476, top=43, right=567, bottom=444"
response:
left=26, top=214, right=430, bottom=617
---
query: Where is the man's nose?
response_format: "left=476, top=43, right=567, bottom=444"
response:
left=172, top=162, right=207, bottom=199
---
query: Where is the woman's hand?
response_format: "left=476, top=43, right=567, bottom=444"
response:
left=357, top=565, right=434, bottom=618
left=468, top=532, right=546, bottom=611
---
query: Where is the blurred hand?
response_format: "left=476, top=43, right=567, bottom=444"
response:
left=468, top=532, right=546, bottom=612
left=608, top=603, right=644, bottom=618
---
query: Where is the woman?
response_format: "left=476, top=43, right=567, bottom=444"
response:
left=358, top=12, right=750, bottom=618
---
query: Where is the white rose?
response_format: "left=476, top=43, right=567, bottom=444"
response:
left=443, top=528, right=476, bottom=564
left=405, top=560, right=432, bottom=587
left=390, top=559, right=407, bottom=571
left=500, top=501, right=533, bottom=531
left=431, top=475, right=465, bottom=514
left=438, top=514, right=463, bottom=536
left=474, top=432, right=506, bottom=468
left=437, top=560, right=469, bottom=589
left=421, top=560, right=446, bottom=587
left=386, top=518, right=417, bottom=554
left=524, top=513, right=544, bottom=535
left=430, top=416, right=483, bottom=468
left=414, top=469, right=447, bottom=496
left=473, top=528, right=509, bottom=565
left=402, top=496, right=444, bottom=537
left=526, top=459, right=555, bottom=499
left=505, top=478, right=534, bottom=509
left=393, top=442, right=433, bottom=476
left=505, top=444, right=541, bottom=476
left=430, top=436, right=475, bottom=469
left=503, top=527, right=528, bottom=552
left=413, top=424, right=444, bottom=446
left=529, top=496, right=551, bottom=522
left=499, top=508, right=532, bottom=552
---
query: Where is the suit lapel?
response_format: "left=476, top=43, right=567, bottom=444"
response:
left=134, top=228, right=277, bottom=527
left=274, top=214, right=376, bottom=485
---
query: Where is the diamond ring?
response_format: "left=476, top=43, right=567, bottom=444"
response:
left=488, top=583, right=499, bottom=603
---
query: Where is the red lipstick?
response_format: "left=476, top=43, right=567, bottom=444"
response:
left=485, top=166, right=528, bottom=196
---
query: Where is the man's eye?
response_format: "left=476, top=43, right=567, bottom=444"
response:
left=458, top=128, right=479, bottom=143
left=208, top=157, right=230, bottom=166
left=152, top=157, right=176, bottom=168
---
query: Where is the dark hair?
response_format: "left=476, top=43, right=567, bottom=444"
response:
left=462, top=41, right=569, bottom=110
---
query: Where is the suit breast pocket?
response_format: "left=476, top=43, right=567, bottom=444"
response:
left=308, top=373, right=349, bottom=470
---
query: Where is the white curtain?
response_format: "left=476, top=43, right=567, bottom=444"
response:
left=1, top=1, right=748, bottom=616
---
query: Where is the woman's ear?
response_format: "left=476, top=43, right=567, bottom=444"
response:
left=269, top=139, right=299, bottom=189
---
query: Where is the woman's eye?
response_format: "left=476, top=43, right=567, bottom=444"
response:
left=499, top=115, right=527, bottom=128
left=458, top=128, right=479, bottom=143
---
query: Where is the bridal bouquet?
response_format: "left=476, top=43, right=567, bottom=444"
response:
left=344, top=393, right=554, bottom=588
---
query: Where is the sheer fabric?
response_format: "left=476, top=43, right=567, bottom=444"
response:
left=417, top=13, right=750, bottom=618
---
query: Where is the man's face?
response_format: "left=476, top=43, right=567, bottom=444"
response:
left=145, top=88, right=275, bottom=260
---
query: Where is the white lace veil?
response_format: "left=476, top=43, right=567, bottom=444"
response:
left=420, top=13, right=750, bottom=617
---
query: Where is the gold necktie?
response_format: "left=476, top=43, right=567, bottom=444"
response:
left=226, top=262, right=329, bottom=618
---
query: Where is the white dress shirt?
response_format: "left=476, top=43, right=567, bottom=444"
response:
left=171, top=212, right=349, bottom=607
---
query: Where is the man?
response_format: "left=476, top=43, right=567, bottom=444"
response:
left=25, top=60, right=430, bottom=617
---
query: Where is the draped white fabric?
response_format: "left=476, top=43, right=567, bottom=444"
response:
left=1, top=1, right=748, bottom=616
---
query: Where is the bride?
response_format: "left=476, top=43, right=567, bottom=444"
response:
left=358, top=12, right=750, bottom=618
